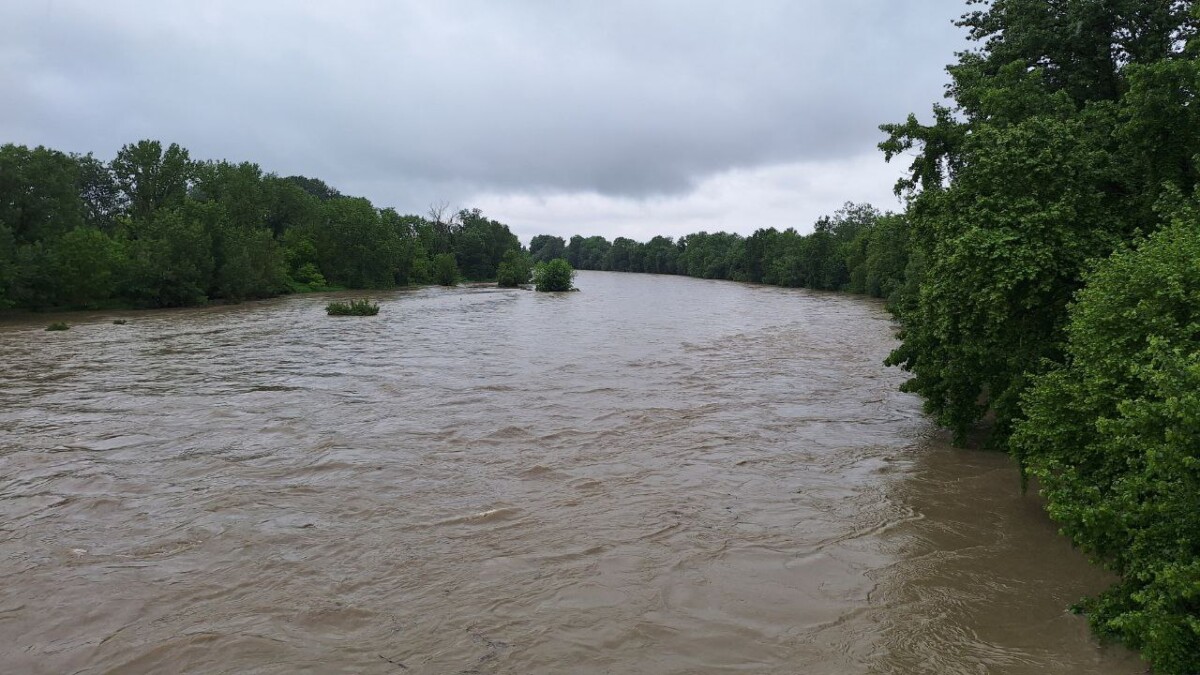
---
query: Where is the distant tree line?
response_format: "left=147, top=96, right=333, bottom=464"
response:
left=532, top=201, right=910, bottom=306
left=0, top=140, right=526, bottom=310
left=536, top=1, right=1200, bottom=670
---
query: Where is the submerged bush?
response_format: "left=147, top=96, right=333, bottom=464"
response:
left=45, top=322, right=69, bottom=331
left=496, top=249, right=532, bottom=288
left=326, top=298, right=380, bottom=316
left=112, top=319, right=127, bottom=325
left=532, top=258, right=575, bottom=292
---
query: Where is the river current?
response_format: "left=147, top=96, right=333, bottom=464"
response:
left=0, top=271, right=1139, bottom=673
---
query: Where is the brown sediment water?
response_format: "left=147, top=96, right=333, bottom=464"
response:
left=0, top=271, right=1140, bottom=674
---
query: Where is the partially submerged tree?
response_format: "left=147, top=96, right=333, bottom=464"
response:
left=496, top=249, right=532, bottom=287
left=532, top=258, right=575, bottom=292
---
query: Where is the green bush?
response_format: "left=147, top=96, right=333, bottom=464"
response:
left=293, top=262, right=328, bottom=287
left=432, top=253, right=459, bottom=286
left=532, top=258, right=575, bottom=292
left=45, top=322, right=69, bottom=331
left=496, top=249, right=532, bottom=287
left=325, top=298, right=380, bottom=316
left=1013, top=213, right=1200, bottom=673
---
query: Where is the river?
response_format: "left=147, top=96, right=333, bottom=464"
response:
left=0, top=271, right=1140, bottom=674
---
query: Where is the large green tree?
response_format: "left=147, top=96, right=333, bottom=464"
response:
left=529, top=235, right=566, bottom=263
left=0, top=144, right=86, bottom=244
left=110, top=140, right=194, bottom=222
left=316, top=197, right=399, bottom=289
left=454, top=208, right=520, bottom=280
left=881, top=1, right=1198, bottom=446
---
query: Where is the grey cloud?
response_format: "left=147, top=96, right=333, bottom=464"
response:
left=1, top=0, right=967, bottom=211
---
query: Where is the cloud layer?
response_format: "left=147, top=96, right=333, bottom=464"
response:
left=2, top=1, right=968, bottom=239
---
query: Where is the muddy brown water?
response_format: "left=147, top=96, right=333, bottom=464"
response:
left=0, top=271, right=1141, bottom=674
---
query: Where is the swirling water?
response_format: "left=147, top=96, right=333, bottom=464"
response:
left=0, top=271, right=1139, bottom=673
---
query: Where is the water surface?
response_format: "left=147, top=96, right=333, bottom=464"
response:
left=0, top=271, right=1139, bottom=673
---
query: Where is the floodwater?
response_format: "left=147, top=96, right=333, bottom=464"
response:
left=0, top=271, right=1140, bottom=674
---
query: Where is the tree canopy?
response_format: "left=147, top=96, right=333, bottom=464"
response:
left=0, top=141, right=525, bottom=309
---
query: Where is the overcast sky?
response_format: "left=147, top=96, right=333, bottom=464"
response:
left=1, top=1, right=969, bottom=243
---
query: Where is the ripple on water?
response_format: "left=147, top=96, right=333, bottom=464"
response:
left=0, top=272, right=1141, bottom=674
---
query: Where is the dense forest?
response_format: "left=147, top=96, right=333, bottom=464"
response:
left=537, top=1, right=1200, bottom=670
left=0, top=140, right=527, bottom=310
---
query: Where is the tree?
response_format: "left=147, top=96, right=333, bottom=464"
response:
left=878, top=0, right=1198, bottom=447
left=73, top=153, right=120, bottom=232
left=0, top=225, right=15, bottom=309
left=315, top=197, right=398, bottom=288
left=213, top=223, right=287, bottom=300
left=642, top=235, right=679, bottom=275
left=532, top=258, right=575, bottom=292
left=1012, top=204, right=1200, bottom=674
left=425, top=201, right=459, bottom=255
left=380, top=209, right=424, bottom=286
left=496, top=249, right=532, bottom=287
left=877, top=3, right=1200, bottom=667
left=432, top=253, right=459, bottom=286
left=110, top=140, right=194, bottom=222
left=121, top=205, right=215, bottom=307
left=529, top=234, right=566, bottom=263
left=264, top=176, right=322, bottom=237
left=0, top=144, right=86, bottom=244
left=284, top=175, right=342, bottom=202
left=45, top=228, right=124, bottom=308
left=845, top=213, right=909, bottom=302
left=454, top=209, right=520, bottom=280
left=605, top=237, right=641, bottom=272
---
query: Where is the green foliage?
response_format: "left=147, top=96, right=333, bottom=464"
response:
left=496, top=249, right=532, bottom=287
left=44, top=322, right=68, bottom=331
left=0, top=144, right=86, bottom=244
left=549, top=202, right=904, bottom=300
left=0, top=224, right=15, bottom=309
left=111, top=140, right=194, bottom=222
left=677, top=232, right=746, bottom=280
left=0, top=140, right=526, bottom=310
left=315, top=197, right=400, bottom=289
left=529, top=234, right=566, bottom=263
left=46, top=227, right=124, bottom=308
left=886, top=106, right=1122, bottom=445
left=532, top=258, right=575, bottom=292
left=325, top=298, right=380, bottom=316
left=1013, top=210, right=1200, bottom=674
left=880, top=1, right=1198, bottom=449
left=121, top=205, right=215, bottom=308
left=566, top=235, right=612, bottom=270
left=288, top=262, right=329, bottom=292
left=879, top=2, right=1200, bottom=669
left=432, top=253, right=459, bottom=286
left=455, top=208, right=521, bottom=280
left=845, top=213, right=910, bottom=303
left=284, top=175, right=342, bottom=202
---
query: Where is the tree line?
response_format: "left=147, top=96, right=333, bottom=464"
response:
left=0, top=140, right=527, bottom=310
left=530, top=201, right=909, bottom=306
left=537, top=1, right=1200, bottom=669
